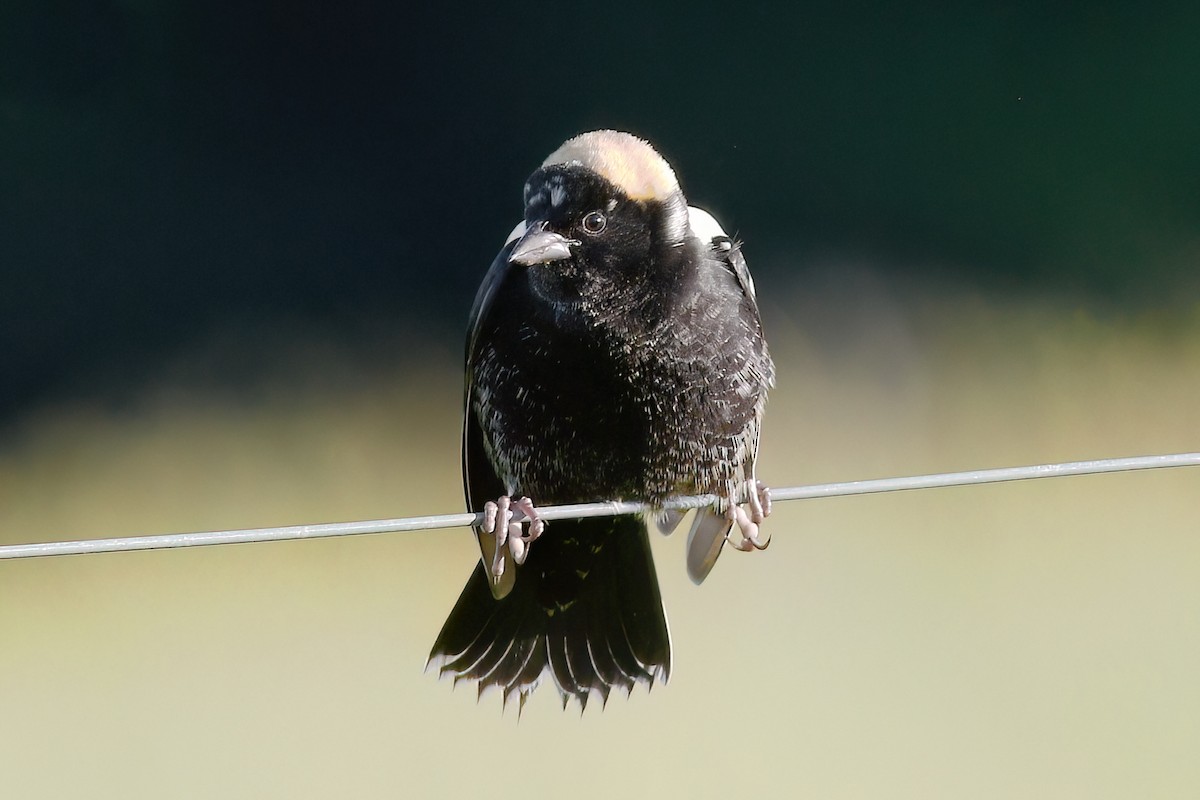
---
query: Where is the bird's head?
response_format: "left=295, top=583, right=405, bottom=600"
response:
left=509, top=131, right=690, bottom=311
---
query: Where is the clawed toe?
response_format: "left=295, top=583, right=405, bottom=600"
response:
left=725, top=479, right=772, bottom=552
left=483, top=495, right=544, bottom=580
left=726, top=503, right=770, bottom=551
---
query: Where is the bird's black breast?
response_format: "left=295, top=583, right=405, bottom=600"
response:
left=469, top=266, right=651, bottom=504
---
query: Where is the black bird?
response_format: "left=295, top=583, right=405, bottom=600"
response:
left=428, top=131, right=775, bottom=711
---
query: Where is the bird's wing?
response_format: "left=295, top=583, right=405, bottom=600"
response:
left=461, top=221, right=526, bottom=600
left=465, top=221, right=525, bottom=362
left=683, top=206, right=771, bottom=584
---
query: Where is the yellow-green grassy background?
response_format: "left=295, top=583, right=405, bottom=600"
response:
left=2, top=290, right=1198, bottom=798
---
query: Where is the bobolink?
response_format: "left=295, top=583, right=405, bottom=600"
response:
left=429, top=131, right=774, bottom=711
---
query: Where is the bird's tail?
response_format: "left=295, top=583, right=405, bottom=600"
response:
left=427, top=514, right=671, bottom=712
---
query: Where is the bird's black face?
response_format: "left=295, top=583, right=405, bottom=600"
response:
left=514, top=165, right=662, bottom=312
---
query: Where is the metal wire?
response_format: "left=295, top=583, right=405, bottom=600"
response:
left=1, top=452, right=1197, bottom=561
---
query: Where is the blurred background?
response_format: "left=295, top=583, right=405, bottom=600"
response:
left=2, top=2, right=1198, bottom=797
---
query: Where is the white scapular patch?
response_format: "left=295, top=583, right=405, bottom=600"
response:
left=686, top=206, right=728, bottom=243
left=542, top=130, right=680, bottom=202
left=504, top=220, right=527, bottom=246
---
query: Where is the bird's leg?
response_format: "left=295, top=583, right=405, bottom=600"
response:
left=482, top=495, right=546, bottom=579
left=726, top=479, right=772, bottom=552
left=746, top=479, right=772, bottom=523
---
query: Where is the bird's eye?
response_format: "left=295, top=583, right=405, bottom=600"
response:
left=581, top=210, right=607, bottom=235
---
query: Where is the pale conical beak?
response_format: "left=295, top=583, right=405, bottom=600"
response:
left=508, top=222, right=574, bottom=265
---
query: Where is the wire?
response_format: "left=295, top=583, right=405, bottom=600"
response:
left=1, top=452, right=1197, bottom=561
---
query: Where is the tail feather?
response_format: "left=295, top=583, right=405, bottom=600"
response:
left=685, top=507, right=734, bottom=584
left=429, top=514, right=671, bottom=710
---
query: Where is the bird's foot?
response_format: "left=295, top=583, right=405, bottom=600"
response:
left=726, top=480, right=772, bottom=552
left=483, top=495, right=545, bottom=581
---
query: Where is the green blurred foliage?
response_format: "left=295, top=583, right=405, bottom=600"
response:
left=2, top=1, right=1198, bottom=417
